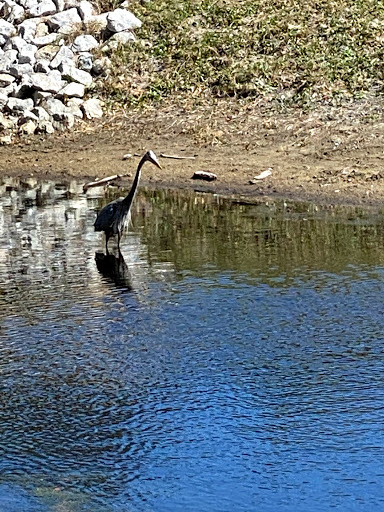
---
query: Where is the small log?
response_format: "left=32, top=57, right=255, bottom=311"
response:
left=191, top=171, right=217, bottom=181
left=160, top=153, right=197, bottom=160
left=83, top=173, right=128, bottom=192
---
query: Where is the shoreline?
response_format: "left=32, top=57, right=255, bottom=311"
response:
left=1, top=108, right=384, bottom=211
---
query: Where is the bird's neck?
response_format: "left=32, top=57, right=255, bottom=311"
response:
left=121, top=155, right=146, bottom=210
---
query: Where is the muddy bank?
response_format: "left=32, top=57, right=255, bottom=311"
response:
left=1, top=104, right=384, bottom=208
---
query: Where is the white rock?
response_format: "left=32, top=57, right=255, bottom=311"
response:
left=0, top=19, right=17, bottom=39
left=33, top=33, right=60, bottom=47
left=9, top=63, right=34, bottom=78
left=0, top=72, right=15, bottom=87
left=66, top=97, right=83, bottom=117
left=18, top=43, right=37, bottom=65
left=64, top=0, right=79, bottom=7
left=71, top=34, right=98, bottom=53
left=67, top=96, right=83, bottom=105
left=34, top=58, right=51, bottom=73
left=7, top=97, right=34, bottom=113
left=48, top=69, right=63, bottom=81
left=4, top=2, right=25, bottom=23
left=61, top=64, right=92, bottom=86
left=0, top=112, right=16, bottom=130
left=50, top=45, right=74, bottom=68
left=2, top=0, right=14, bottom=12
left=0, top=84, right=15, bottom=97
left=0, top=50, right=18, bottom=73
left=88, top=13, right=108, bottom=31
left=0, top=134, right=13, bottom=145
left=107, top=9, right=142, bottom=32
left=29, top=72, right=66, bottom=93
left=48, top=8, right=82, bottom=30
left=19, top=119, right=37, bottom=135
left=77, top=0, right=94, bottom=21
left=3, top=49, right=17, bottom=61
left=104, top=31, right=135, bottom=48
left=112, top=31, right=135, bottom=44
left=41, top=96, right=68, bottom=117
left=35, top=21, right=49, bottom=38
left=35, top=44, right=59, bottom=60
left=19, top=111, right=39, bottom=123
left=58, top=81, right=84, bottom=97
left=32, top=89, right=52, bottom=103
left=52, top=0, right=65, bottom=11
left=57, top=57, right=76, bottom=71
left=36, top=119, right=54, bottom=133
left=6, top=35, right=28, bottom=52
left=0, top=93, right=9, bottom=109
left=57, top=112, right=74, bottom=128
left=18, top=19, right=37, bottom=42
left=81, top=98, right=103, bottom=119
left=32, top=106, right=50, bottom=120
left=55, top=25, right=73, bottom=35
left=18, top=0, right=41, bottom=9
left=29, top=0, right=57, bottom=17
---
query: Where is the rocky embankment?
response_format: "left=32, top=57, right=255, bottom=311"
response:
left=0, top=0, right=141, bottom=143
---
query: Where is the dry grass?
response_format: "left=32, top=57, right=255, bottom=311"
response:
left=95, top=0, right=384, bottom=113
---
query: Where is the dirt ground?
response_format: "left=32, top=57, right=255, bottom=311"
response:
left=2, top=99, right=384, bottom=208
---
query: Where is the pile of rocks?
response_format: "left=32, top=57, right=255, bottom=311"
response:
left=0, top=0, right=142, bottom=143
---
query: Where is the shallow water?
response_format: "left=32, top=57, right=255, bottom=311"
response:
left=1, top=178, right=384, bottom=511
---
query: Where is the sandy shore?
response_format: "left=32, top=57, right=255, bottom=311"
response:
left=1, top=104, right=384, bottom=208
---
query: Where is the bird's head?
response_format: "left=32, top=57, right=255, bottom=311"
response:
left=145, top=150, right=162, bottom=169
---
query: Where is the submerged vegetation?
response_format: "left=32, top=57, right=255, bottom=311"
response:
left=97, top=0, right=384, bottom=109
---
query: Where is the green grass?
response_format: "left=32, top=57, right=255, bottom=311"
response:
left=97, top=0, right=384, bottom=109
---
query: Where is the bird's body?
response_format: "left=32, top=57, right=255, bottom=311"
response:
left=94, top=150, right=161, bottom=252
left=94, top=197, right=129, bottom=246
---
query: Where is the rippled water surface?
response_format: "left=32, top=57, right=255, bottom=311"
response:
left=1, top=177, right=384, bottom=511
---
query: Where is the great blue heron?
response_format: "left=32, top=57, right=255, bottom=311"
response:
left=94, top=150, right=162, bottom=252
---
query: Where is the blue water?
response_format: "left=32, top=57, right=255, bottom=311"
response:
left=0, top=180, right=384, bottom=511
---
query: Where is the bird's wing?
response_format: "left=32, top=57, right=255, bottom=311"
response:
left=94, top=198, right=123, bottom=232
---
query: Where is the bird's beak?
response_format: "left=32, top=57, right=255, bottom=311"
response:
left=146, top=150, right=162, bottom=169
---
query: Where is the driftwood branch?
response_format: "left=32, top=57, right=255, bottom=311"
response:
left=160, top=153, right=197, bottom=160
left=83, top=173, right=129, bottom=192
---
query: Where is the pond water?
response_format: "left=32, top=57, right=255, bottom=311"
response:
left=0, top=178, right=384, bottom=512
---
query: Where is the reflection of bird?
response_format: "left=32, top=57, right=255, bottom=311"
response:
left=94, top=150, right=162, bottom=252
left=95, top=251, right=133, bottom=290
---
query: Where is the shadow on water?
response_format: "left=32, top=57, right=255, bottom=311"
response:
left=1, top=178, right=384, bottom=511
left=95, top=251, right=133, bottom=291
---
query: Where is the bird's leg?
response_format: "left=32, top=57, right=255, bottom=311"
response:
left=117, top=231, right=121, bottom=252
left=105, top=234, right=110, bottom=255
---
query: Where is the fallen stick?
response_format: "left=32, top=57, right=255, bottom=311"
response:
left=160, top=153, right=197, bottom=160
left=83, top=173, right=129, bottom=192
